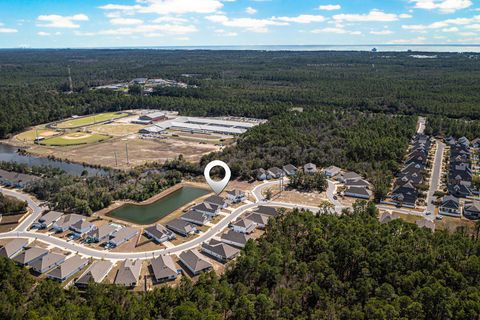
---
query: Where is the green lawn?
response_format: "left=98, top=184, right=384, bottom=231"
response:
left=56, top=112, right=128, bottom=129
left=39, top=133, right=111, bottom=146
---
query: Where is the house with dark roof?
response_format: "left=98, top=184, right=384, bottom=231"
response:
left=345, top=179, right=370, bottom=188
left=231, top=218, right=256, bottom=234
left=30, top=252, right=66, bottom=274
left=166, top=219, right=197, bottom=236
left=204, top=195, right=227, bottom=208
left=449, top=183, right=472, bottom=198
left=144, top=224, right=176, bottom=243
left=226, top=189, right=246, bottom=203
left=0, top=238, right=28, bottom=258
left=179, top=250, right=212, bottom=275
left=254, top=206, right=278, bottom=217
left=201, top=239, right=240, bottom=262
left=191, top=202, right=221, bottom=216
left=86, top=224, right=117, bottom=243
left=221, top=230, right=251, bottom=248
left=344, top=186, right=371, bottom=200
left=151, top=255, right=180, bottom=283
left=48, top=255, right=88, bottom=282
left=464, top=201, right=480, bottom=220
left=115, top=260, right=142, bottom=287
left=12, top=247, right=48, bottom=266
left=267, top=167, right=285, bottom=179
left=32, top=211, right=63, bottom=229
left=391, top=182, right=418, bottom=208
left=282, top=164, right=298, bottom=176
left=181, top=210, right=210, bottom=226
left=304, top=163, right=317, bottom=175
left=75, top=260, right=113, bottom=288
left=338, top=171, right=362, bottom=183
left=439, top=195, right=461, bottom=217
left=256, top=168, right=270, bottom=181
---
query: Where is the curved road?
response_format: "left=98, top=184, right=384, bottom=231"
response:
left=1, top=186, right=321, bottom=261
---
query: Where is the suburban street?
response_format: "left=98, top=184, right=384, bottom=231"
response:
left=426, top=139, right=446, bottom=215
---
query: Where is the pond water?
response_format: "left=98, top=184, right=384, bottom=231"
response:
left=108, top=186, right=210, bottom=225
left=0, top=143, right=107, bottom=176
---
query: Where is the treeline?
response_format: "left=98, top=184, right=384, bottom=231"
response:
left=204, top=110, right=416, bottom=188
left=25, top=166, right=183, bottom=215
left=426, top=115, right=480, bottom=139
left=0, top=193, right=27, bottom=215
left=2, top=50, right=480, bottom=137
left=0, top=203, right=479, bottom=319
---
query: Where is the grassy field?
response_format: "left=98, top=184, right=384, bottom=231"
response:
left=39, top=133, right=111, bottom=146
left=56, top=112, right=128, bottom=129
left=15, top=128, right=58, bottom=142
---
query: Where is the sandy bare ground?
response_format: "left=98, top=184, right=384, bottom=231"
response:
left=27, top=135, right=220, bottom=169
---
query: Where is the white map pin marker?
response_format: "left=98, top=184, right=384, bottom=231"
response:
left=204, top=160, right=231, bottom=195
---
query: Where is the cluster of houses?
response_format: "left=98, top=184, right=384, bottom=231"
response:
left=326, top=167, right=372, bottom=200
left=32, top=211, right=139, bottom=249
left=389, top=134, right=432, bottom=208
left=0, top=169, right=40, bottom=189
left=95, top=77, right=191, bottom=93
left=446, top=136, right=473, bottom=198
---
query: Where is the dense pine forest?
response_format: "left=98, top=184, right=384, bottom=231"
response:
left=0, top=205, right=479, bottom=319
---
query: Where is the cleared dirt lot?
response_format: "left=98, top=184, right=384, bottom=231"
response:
left=28, top=135, right=220, bottom=169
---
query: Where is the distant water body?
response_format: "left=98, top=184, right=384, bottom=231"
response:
left=111, top=45, right=480, bottom=53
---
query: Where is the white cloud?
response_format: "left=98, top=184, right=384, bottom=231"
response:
left=272, top=15, right=325, bottom=24
left=312, top=27, right=361, bottom=35
left=409, top=0, right=472, bottom=13
left=75, top=23, right=197, bottom=36
left=110, top=18, right=144, bottom=25
left=388, top=36, right=427, bottom=44
left=245, top=7, right=257, bottom=14
left=333, top=10, right=408, bottom=22
left=459, top=31, right=476, bottom=36
left=370, top=29, right=394, bottom=35
left=399, top=14, right=413, bottom=18
left=0, top=23, right=17, bottom=33
left=318, top=4, right=341, bottom=11
left=37, top=14, right=89, bottom=28
left=37, top=31, right=61, bottom=36
left=99, top=0, right=223, bottom=15
left=215, top=29, right=237, bottom=36
left=466, top=23, right=480, bottom=29
left=402, top=15, right=480, bottom=30
left=206, top=14, right=286, bottom=32
left=442, top=26, right=459, bottom=32
left=152, top=16, right=188, bottom=23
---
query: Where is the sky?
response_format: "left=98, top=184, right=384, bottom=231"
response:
left=0, top=0, right=479, bottom=48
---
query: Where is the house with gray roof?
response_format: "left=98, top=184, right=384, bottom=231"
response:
left=231, top=218, right=256, bottom=234
left=166, top=219, right=197, bottom=236
left=324, top=165, right=342, bottom=178
left=464, top=201, right=480, bottom=220
left=70, top=220, right=96, bottom=235
left=344, top=186, right=372, bottom=200
left=179, top=250, right=212, bottom=275
left=256, top=168, right=270, bottom=181
left=32, top=211, right=63, bottom=229
left=304, top=163, right=317, bottom=175
left=191, top=202, right=220, bottom=217
left=201, top=239, right=240, bottom=262
left=48, top=255, right=88, bottom=282
left=151, top=255, right=180, bottom=283
left=221, top=230, right=251, bottom=248
left=267, top=167, right=285, bottom=179
left=244, top=212, right=270, bottom=229
left=30, top=252, right=66, bottom=274
left=87, top=224, right=116, bottom=243
left=226, top=189, right=247, bottom=203
left=204, top=195, right=227, bottom=208
left=181, top=210, right=210, bottom=226
left=75, top=260, right=113, bottom=288
left=144, top=224, right=176, bottom=243
left=282, top=164, right=298, bottom=176
left=52, top=214, right=84, bottom=233
left=338, top=171, right=362, bottom=183
left=12, top=246, right=48, bottom=266
left=0, top=238, right=29, bottom=258
left=115, top=260, right=142, bottom=287
left=106, top=227, right=139, bottom=248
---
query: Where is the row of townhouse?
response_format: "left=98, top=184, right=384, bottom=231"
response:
left=438, top=195, right=480, bottom=219
left=0, top=239, right=89, bottom=282
left=446, top=137, right=473, bottom=198
left=390, top=134, right=432, bottom=208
